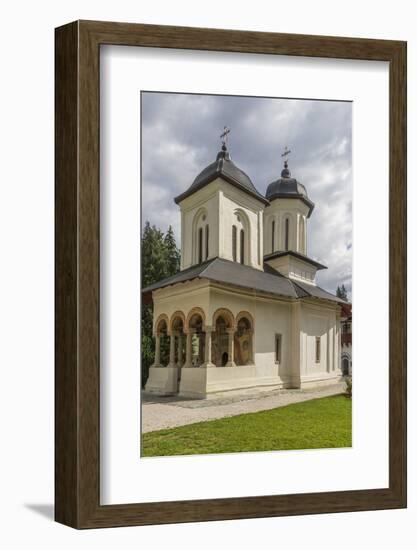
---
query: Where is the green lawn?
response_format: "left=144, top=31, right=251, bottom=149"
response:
left=142, top=394, right=352, bottom=457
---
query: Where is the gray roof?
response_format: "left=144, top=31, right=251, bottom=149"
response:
left=265, top=162, right=314, bottom=217
left=174, top=145, right=268, bottom=206
left=142, top=257, right=342, bottom=304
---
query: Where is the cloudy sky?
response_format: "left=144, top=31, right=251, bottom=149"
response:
left=141, top=92, right=352, bottom=296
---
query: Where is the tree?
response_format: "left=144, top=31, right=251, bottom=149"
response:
left=164, top=225, right=181, bottom=275
left=141, top=222, right=181, bottom=385
left=336, top=284, right=348, bottom=301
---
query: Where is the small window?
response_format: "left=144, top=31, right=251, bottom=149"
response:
left=285, top=218, right=290, bottom=251
left=232, top=225, right=237, bottom=262
left=315, top=336, right=321, bottom=363
left=198, top=227, right=203, bottom=264
left=275, top=334, right=282, bottom=363
left=240, top=229, right=245, bottom=264
left=205, top=224, right=209, bottom=260
left=271, top=220, right=275, bottom=252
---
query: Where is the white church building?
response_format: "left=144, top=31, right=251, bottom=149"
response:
left=143, top=136, right=345, bottom=398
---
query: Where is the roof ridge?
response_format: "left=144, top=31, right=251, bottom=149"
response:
left=288, top=278, right=311, bottom=298
left=199, top=257, right=219, bottom=277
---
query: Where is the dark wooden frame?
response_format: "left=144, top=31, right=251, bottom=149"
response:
left=55, top=20, right=407, bottom=529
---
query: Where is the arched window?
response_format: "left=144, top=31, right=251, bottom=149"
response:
left=198, top=227, right=203, bottom=264
left=205, top=225, right=209, bottom=260
left=232, top=225, right=237, bottom=262
left=285, top=218, right=290, bottom=251
left=240, top=229, right=245, bottom=264
left=192, top=208, right=208, bottom=266
left=235, top=316, right=254, bottom=365
left=271, top=220, right=275, bottom=252
left=298, top=216, right=305, bottom=253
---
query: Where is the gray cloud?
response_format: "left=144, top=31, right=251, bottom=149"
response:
left=141, top=92, right=352, bottom=297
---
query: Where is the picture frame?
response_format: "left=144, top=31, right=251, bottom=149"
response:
left=55, top=20, right=407, bottom=529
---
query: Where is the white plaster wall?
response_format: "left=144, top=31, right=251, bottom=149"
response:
left=218, top=181, right=265, bottom=269
left=265, top=254, right=318, bottom=283
left=264, top=198, right=310, bottom=254
left=178, top=181, right=220, bottom=270
left=207, top=286, right=294, bottom=382
left=157, top=283, right=293, bottom=379
left=178, top=178, right=265, bottom=271
left=300, top=303, right=339, bottom=377
left=154, top=282, right=341, bottom=382
left=153, top=279, right=211, bottom=331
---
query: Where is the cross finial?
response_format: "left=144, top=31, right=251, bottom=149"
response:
left=220, top=126, right=230, bottom=146
left=281, top=145, right=291, bottom=160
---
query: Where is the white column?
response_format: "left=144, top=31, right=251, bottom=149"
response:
left=226, top=328, right=236, bottom=367
left=203, top=326, right=215, bottom=368
left=177, top=334, right=183, bottom=368
left=153, top=334, right=161, bottom=366
left=167, top=333, right=176, bottom=368
left=183, top=331, right=194, bottom=368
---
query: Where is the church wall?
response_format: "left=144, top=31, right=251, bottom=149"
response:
left=152, top=279, right=211, bottom=333
left=178, top=181, right=220, bottom=271
left=178, top=178, right=265, bottom=271
left=206, top=287, right=292, bottom=381
left=150, top=282, right=342, bottom=395
left=265, top=255, right=317, bottom=284
left=264, top=198, right=309, bottom=254
left=299, top=303, right=341, bottom=379
left=218, top=180, right=264, bottom=270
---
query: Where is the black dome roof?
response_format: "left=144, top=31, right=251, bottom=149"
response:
left=265, top=161, right=314, bottom=217
left=174, top=145, right=268, bottom=205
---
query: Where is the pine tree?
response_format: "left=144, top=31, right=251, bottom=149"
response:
left=336, top=284, right=348, bottom=301
left=141, top=222, right=181, bottom=385
left=164, top=225, right=181, bottom=276
left=141, top=221, right=168, bottom=287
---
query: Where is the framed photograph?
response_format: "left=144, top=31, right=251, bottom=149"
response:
left=55, top=20, right=406, bottom=528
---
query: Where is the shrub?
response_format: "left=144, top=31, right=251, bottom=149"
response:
left=344, top=375, right=352, bottom=398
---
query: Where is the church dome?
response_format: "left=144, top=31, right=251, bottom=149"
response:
left=174, top=144, right=268, bottom=205
left=265, top=160, right=314, bottom=216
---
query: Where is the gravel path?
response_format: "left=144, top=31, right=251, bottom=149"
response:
left=141, top=382, right=346, bottom=433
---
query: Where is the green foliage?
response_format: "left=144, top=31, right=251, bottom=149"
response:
left=344, top=375, right=352, bottom=398
left=336, top=284, right=348, bottom=301
left=164, top=225, right=181, bottom=275
left=142, top=395, right=352, bottom=456
left=141, top=222, right=181, bottom=386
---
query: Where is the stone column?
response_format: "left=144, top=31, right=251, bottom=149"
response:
left=152, top=333, right=161, bottom=367
left=203, top=326, right=215, bottom=368
left=177, top=334, right=184, bottom=368
left=226, top=327, right=236, bottom=367
left=167, top=332, right=176, bottom=368
left=183, top=330, right=194, bottom=368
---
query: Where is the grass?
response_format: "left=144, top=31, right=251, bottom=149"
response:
left=142, top=394, right=352, bottom=457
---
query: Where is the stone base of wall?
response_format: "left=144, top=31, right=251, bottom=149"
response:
left=300, top=371, right=344, bottom=389
left=144, top=366, right=179, bottom=396
left=178, top=364, right=286, bottom=399
left=144, top=365, right=344, bottom=399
